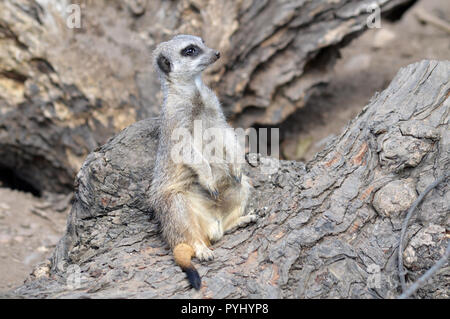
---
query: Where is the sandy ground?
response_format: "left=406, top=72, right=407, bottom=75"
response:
left=0, top=0, right=449, bottom=294
left=0, top=188, right=67, bottom=292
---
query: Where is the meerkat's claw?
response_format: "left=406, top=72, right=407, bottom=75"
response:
left=231, top=167, right=242, bottom=184
left=210, top=189, right=219, bottom=199
left=195, top=245, right=215, bottom=261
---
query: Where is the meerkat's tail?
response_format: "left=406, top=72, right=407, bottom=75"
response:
left=173, top=243, right=201, bottom=290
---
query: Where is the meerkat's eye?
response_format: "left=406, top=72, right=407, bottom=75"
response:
left=181, top=45, right=202, bottom=57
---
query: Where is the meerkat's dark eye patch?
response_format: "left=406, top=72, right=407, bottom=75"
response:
left=181, top=45, right=202, bottom=57
left=157, top=54, right=171, bottom=74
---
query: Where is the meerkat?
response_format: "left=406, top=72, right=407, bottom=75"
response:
left=150, top=35, right=256, bottom=290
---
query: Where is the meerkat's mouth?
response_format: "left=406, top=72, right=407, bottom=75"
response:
left=198, top=52, right=220, bottom=69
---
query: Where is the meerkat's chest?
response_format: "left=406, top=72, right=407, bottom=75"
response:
left=191, top=90, right=222, bottom=123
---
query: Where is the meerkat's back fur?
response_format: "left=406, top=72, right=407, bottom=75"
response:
left=150, top=35, right=255, bottom=289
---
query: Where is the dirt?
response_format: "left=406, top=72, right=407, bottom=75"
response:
left=0, top=188, right=67, bottom=292
left=0, top=0, right=448, bottom=294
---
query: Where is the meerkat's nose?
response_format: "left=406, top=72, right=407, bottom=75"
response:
left=215, top=51, right=221, bottom=59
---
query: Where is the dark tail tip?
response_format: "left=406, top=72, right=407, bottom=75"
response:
left=183, top=266, right=201, bottom=290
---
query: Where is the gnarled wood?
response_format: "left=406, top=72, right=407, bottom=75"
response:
left=11, top=60, right=449, bottom=299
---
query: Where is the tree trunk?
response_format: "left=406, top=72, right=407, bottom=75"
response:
left=11, top=59, right=449, bottom=299
left=0, top=0, right=414, bottom=194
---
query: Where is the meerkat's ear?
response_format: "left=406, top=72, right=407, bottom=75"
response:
left=157, top=54, right=171, bottom=75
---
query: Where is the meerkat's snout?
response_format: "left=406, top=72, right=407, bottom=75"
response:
left=206, top=49, right=221, bottom=65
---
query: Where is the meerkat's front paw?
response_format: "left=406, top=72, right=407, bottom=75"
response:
left=194, top=243, right=215, bottom=261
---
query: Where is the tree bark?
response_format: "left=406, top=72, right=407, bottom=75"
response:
left=0, top=0, right=414, bottom=194
left=11, top=60, right=449, bottom=299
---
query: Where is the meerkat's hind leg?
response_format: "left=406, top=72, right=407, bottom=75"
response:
left=186, top=191, right=224, bottom=243
left=235, top=213, right=257, bottom=227
left=208, top=219, right=224, bottom=242
left=224, top=210, right=257, bottom=234
left=159, top=193, right=204, bottom=289
left=223, top=175, right=257, bottom=233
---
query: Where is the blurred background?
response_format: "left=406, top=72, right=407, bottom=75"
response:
left=0, top=0, right=448, bottom=291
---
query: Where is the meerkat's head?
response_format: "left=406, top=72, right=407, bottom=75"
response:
left=153, top=35, right=220, bottom=83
